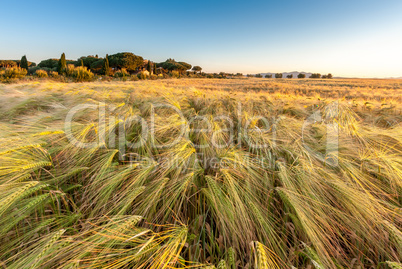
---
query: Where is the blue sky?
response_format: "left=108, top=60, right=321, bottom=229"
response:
left=1, top=0, right=402, bottom=77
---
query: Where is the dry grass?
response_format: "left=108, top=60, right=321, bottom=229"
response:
left=0, top=78, right=401, bottom=268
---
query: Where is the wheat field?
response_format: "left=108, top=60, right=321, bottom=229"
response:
left=0, top=78, right=401, bottom=268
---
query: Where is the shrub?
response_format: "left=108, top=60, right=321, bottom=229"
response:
left=35, top=69, right=48, bottom=78
left=69, top=66, right=94, bottom=82
left=265, top=74, right=272, bottom=78
left=1, top=67, right=27, bottom=79
left=64, top=64, right=74, bottom=77
left=137, top=71, right=149, bottom=80
left=150, top=74, right=158, bottom=80
left=114, top=68, right=129, bottom=78
left=28, top=66, right=40, bottom=75
left=310, top=73, right=321, bottom=78
left=298, top=73, right=306, bottom=79
left=170, top=70, right=180, bottom=78
left=49, top=71, right=59, bottom=77
left=130, top=75, right=139, bottom=81
left=275, top=73, right=283, bottom=78
left=287, top=74, right=293, bottom=79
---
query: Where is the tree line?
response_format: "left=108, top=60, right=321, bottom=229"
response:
left=250, top=73, right=333, bottom=79
left=1, top=52, right=333, bottom=82
left=1, top=52, right=210, bottom=82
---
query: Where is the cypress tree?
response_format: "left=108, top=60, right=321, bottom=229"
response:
left=154, top=63, right=158, bottom=74
left=102, top=54, right=110, bottom=76
left=147, top=61, right=152, bottom=74
left=80, top=59, right=84, bottom=67
left=57, top=53, right=67, bottom=74
left=20, top=55, right=28, bottom=71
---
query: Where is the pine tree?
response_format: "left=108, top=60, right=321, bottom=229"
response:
left=57, top=53, right=67, bottom=74
left=102, top=54, right=110, bottom=76
left=20, top=55, right=28, bottom=71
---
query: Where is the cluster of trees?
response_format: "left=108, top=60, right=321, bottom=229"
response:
left=310, top=73, right=321, bottom=78
left=36, top=52, right=145, bottom=76
left=0, top=58, right=36, bottom=69
left=1, top=52, right=336, bottom=82
left=1, top=52, right=213, bottom=82
left=310, top=73, right=332, bottom=79
left=156, top=59, right=191, bottom=74
left=249, top=73, right=333, bottom=79
left=33, top=53, right=205, bottom=80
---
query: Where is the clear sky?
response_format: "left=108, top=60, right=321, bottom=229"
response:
left=1, top=0, right=402, bottom=78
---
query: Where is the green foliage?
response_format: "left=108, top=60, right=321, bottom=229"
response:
left=35, top=69, right=48, bottom=78
left=101, top=54, right=110, bottom=76
left=20, top=55, right=29, bottom=71
left=310, top=73, right=321, bottom=78
left=286, top=74, right=293, bottom=78
left=265, top=74, right=272, bottom=78
left=298, top=73, right=306, bottom=79
left=79, top=55, right=103, bottom=70
left=146, top=60, right=152, bottom=73
left=275, top=73, right=283, bottom=78
left=114, top=68, right=129, bottom=78
left=57, top=53, right=67, bottom=74
left=38, top=59, right=59, bottom=69
left=108, top=52, right=144, bottom=72
left=255, top=74, right=263, bottom=78
left=192, top=65, right=202, bottom=73
left=158, top=59, right=192, bottom=74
